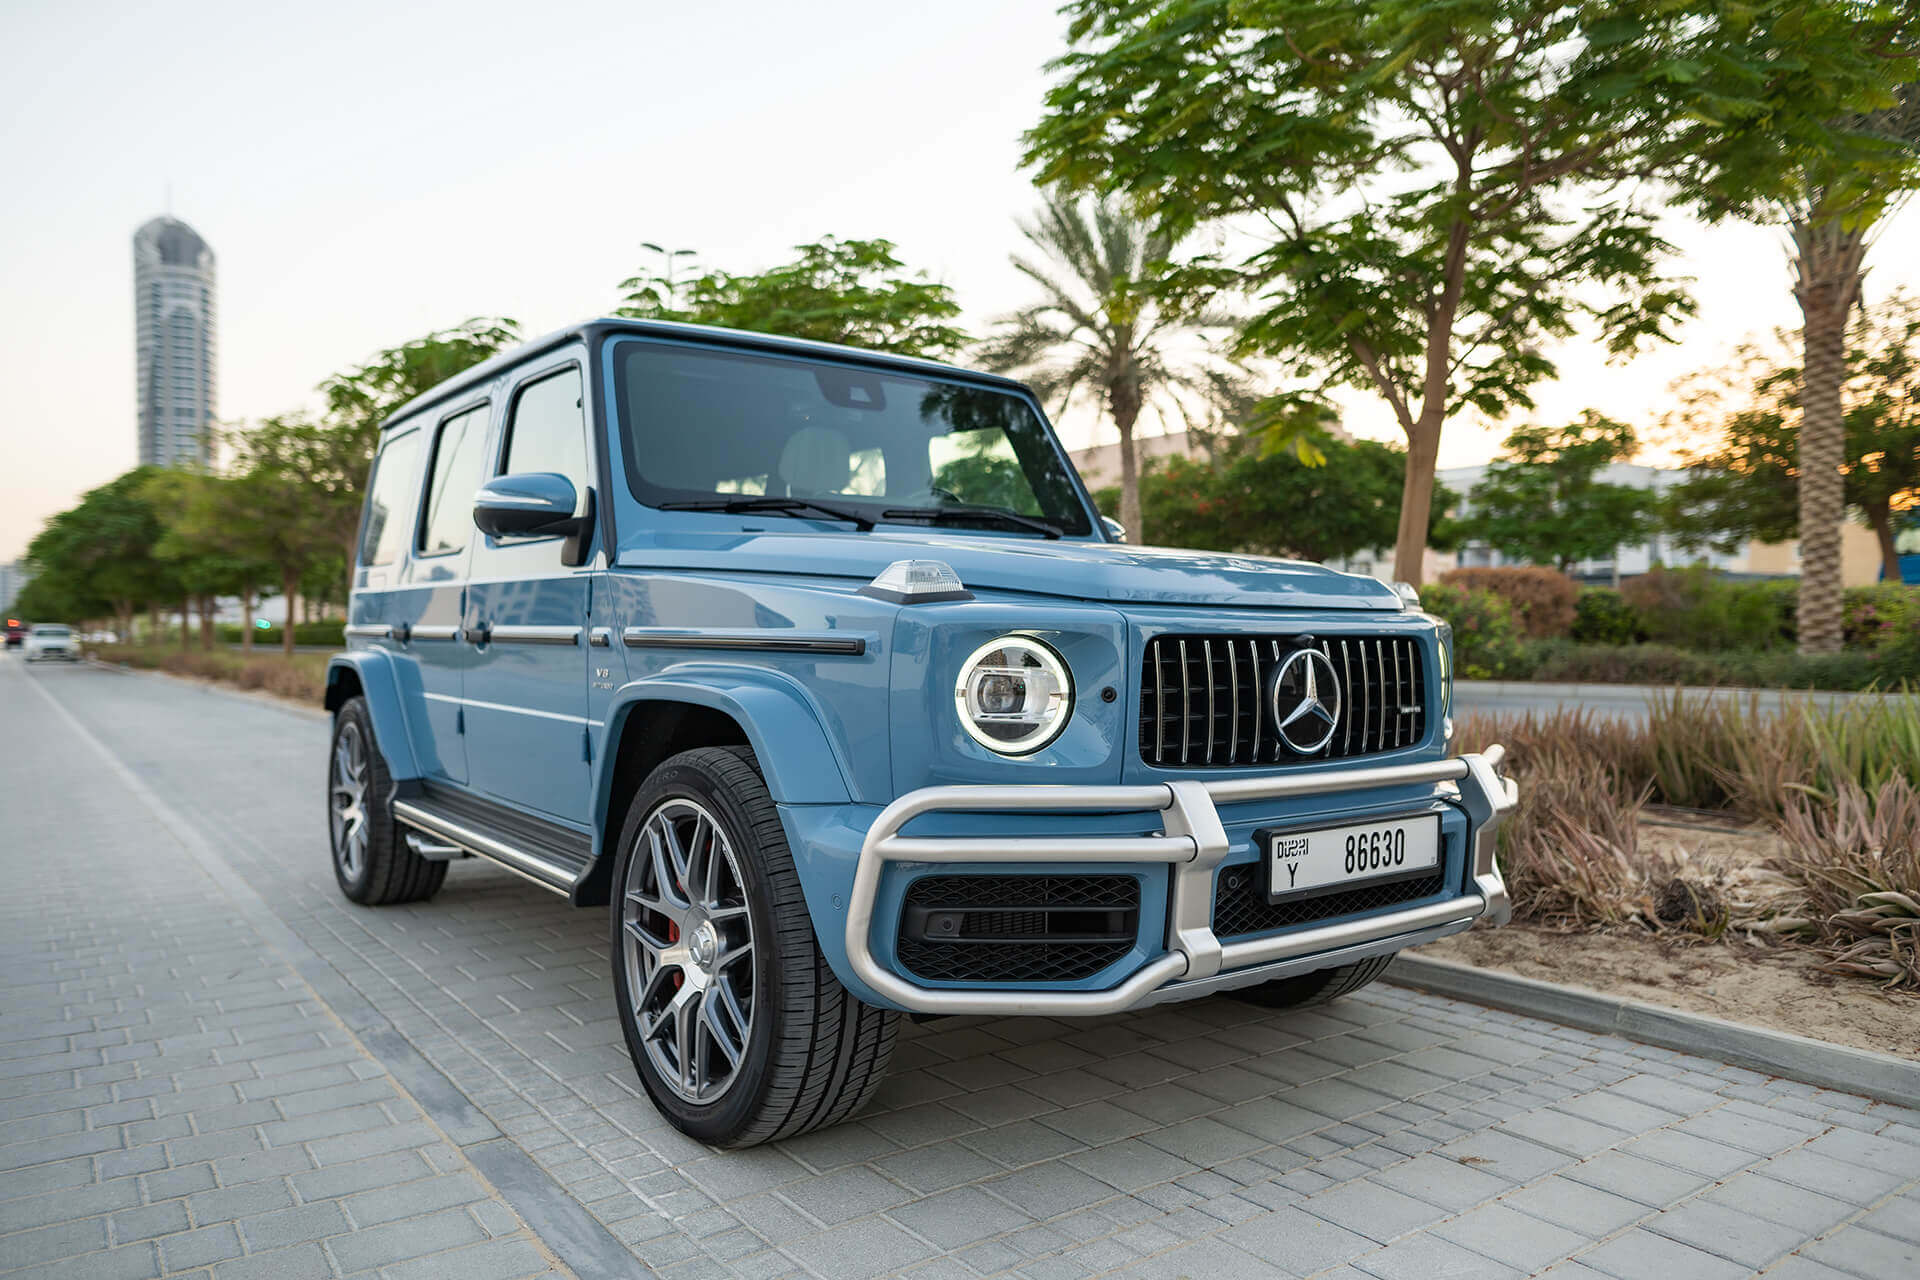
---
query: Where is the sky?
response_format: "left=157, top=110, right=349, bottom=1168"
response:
left=3, top=0, right=1917, bottom=563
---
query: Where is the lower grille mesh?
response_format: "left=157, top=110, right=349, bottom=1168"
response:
left=1212, top=867, right=1446, bottom=939
left=896, top=874, right=1138, bottom=983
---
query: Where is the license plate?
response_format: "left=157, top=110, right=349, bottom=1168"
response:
left=1259, top=814, right=1441, bottom=904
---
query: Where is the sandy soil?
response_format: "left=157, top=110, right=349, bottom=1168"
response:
left=1423, top=810, right=1918, bottom=1060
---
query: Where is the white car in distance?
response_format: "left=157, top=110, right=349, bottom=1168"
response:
left=23, top=624, right=79, bottom=662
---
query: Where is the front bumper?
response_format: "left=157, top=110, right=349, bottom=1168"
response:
left=844, top=747, right=1516, bottom=1016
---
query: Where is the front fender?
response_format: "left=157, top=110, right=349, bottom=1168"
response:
left=325, top=651, right=421, bottom=782
left=594, top=663, right=858, bottom=824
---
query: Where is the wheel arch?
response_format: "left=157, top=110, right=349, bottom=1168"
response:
left=576, top=669, right=857, bottom=907
left=324, top=652, right=421, bottom=782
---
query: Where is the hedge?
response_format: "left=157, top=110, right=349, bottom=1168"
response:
left=1437, top=567, right=1577, bottom=639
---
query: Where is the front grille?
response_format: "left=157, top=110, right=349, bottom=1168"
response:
left=1212, top=865, right=1445, bottom=939
left=896, top=874, right=1139, bottom=983
left=1139, top=634, right=1426, bottom=768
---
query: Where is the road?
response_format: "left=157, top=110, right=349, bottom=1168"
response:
left=1453, top=680, right=1889, bottom=725
left=3, top=653, right=1916, bottom=1279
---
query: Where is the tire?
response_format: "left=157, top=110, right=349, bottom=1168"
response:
left=327, top=696, right=446, bottom=905
left=1233, top=953, right=1393, bottom=1011
left=609, top=746, right=898, bottom=1147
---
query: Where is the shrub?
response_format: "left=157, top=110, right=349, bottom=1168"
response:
left=1775, top=778, right=1920, bottom=986
left=1571, top=588, right=1643, bottom=644
left=1845, top=584, right=1920, bottom=651
left=1621, top=566, right=1794, bottom=651
left=1418, top=583, right=1532, bottom=678
left=1525, top=642, right=1724, bottom=686
left=92, top=643, right=330, bottom=703
left=1438, top=567, right=1577, bottom=639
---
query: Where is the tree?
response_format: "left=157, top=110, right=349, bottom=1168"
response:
left=976, top=190, right=1250, bottom=542
left=617, top=236, right=966, bottom=358
left=1024, top=0, right=1905, bottom=584
left=1664, top=293, right=1920, bottom=578
left=21, top=469, right=172, bottom=640
left=1459, top=412, right=1653, bottom=573
left=1098, top=431, right=1453, bottom=564
left=1672, top=5, right=1918, bottom=652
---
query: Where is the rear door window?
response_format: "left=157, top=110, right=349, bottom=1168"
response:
left=359, top=429, right=422, bottom=566
left=418, top=404, right=490, bottom=556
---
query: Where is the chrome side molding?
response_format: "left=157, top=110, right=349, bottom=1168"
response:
left=488, top=625, right=581, bottom=646
left=622, top=627, right=867, bottom=656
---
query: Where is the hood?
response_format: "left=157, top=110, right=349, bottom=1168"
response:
left=615, top=530, right=1400, bottom=610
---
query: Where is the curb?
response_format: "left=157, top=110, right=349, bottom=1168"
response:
left=1454, top=679, right=1890, bottom=704
left=1386, top=953, right=1920, bottom=1109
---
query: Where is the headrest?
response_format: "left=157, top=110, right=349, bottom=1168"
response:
left=778, top=426, right=852, bottom=495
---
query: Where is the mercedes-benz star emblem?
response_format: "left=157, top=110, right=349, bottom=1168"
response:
left=1270, top=647, right=1342, bottom=754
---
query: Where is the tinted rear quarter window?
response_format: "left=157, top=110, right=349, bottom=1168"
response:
left=360, top=429, right=423, bottom=566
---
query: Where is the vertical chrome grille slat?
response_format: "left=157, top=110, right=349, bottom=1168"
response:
left=1391, top=640, right=1403, bottom=749
left=1167, top=637, right=1182, bottom=767
left=1226, top=640, right=1240, bottom=762
left=1202, top=639, right=1216, bottom=763
left=1153, top=639, right=1166, bottom=762
left=1247, top=639, right=1262, bottom=763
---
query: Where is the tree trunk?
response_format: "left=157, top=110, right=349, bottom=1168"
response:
left=282, top=569, right=299, bottom=658
left=1110, top=380, right=1145, bottom=543
left=148, top=604, right=161, bottom=644
left=1392, top=417, right=1443, bottom=584
left=1791, top=217, right=1867, bottom=656
left=1865, top=500, right=1901, bottom=583
left=199, top=594, right=214, bottom=650
left=179, top=599, right=191, bottom=648
left=242, top=583, right=256, bottom=652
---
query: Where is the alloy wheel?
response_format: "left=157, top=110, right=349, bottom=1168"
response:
left=329, top=720, right=369, bottom=880
left=621, top=797, right=756, bottom=1104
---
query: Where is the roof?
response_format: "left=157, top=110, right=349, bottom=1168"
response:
left=135, top=217, right=213, bottom=267
left=380, top=318, right=1030, bottom=431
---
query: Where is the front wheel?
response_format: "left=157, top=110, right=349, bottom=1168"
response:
left=610, top=746, right=897, bottom=1147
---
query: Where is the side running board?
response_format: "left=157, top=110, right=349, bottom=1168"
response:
left=392, top=798, right=587, bottom=896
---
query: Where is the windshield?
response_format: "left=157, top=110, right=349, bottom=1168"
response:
left=614, top=342, right=1094, bottom=536
left=32, top=626, right=69, bottom=636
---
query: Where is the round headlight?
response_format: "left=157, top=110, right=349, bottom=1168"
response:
left=954, top=635, right=1073, bottom=755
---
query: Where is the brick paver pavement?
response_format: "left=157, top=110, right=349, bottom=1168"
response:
left=3, top=655, right=1916, bottom=1279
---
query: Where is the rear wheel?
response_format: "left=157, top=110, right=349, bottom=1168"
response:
left=328, top=696, right=446, bottom=905
left=1233, top=954, right=1392, bottom=1011
left=610, top=746, right=897, bottom=1147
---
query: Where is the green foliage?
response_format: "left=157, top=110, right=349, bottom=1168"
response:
left=213, top=621, right=347, bottom=647
left=1417, top=583, right=1531, bottom=679
left=1663, top=292, right=1920, bottom=570
left=1020, top=0, right=1892, bottom=578
left=1459, top=413, right=1654, bottom=571
left=1572, top=588, right=1645, bottom=645
left=975, top=189, right=1266, bottom=541
left=619, top=236, right=966, bottom=358
left=21, top=468, right=173, bottom=625
left=1437, top=567, right=1579, bottom=640
left=1116, top=433, right=1446, bottom=562
left=1621, top=567, right=1797, bottom=651
left=1524, top=641, right=1914, bottom=691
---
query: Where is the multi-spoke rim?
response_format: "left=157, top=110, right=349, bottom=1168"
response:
left=621, top=797, right=755, bottom=1105
left=329, top=720, right=369, bottom=880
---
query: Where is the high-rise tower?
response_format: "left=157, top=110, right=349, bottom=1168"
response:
left=133, top=217, right=217, bottom=468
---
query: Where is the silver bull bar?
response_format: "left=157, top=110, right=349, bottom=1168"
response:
left=845, top=747, right=1516, bottom=1016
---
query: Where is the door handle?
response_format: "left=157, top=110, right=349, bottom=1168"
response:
left=463, top=623, right=491, bottom=646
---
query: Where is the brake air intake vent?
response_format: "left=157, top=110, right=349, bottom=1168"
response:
left=896, top=874, right=1139, bottom=983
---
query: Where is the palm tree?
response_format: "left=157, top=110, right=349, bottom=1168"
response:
left=1787, top=80, right=1920, bottom=654
left=979, top=191, right=1245, bottom=543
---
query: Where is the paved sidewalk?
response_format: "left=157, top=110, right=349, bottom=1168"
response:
left=4, top=656, right=1918, bottom=1279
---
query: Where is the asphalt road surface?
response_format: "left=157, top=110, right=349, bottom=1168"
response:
left=3, top=652, right=1916, bottom=1279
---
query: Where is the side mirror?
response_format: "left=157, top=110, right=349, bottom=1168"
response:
left=473, top=472, right=595, bottom=565
left=1101, top=515, right=1128, bottom=544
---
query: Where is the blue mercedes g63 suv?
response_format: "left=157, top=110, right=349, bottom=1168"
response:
left=325, top=318, right=1514, bottom=1147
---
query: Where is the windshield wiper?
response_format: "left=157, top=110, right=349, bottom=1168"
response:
left=659, top=496, right=875, bottom=532
left=880, top=504, right=1064, bottom=539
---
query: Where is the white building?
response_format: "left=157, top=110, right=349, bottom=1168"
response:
left=133, top=216, right=218, bottom=469
left=0, top=561, right=28, bottom=616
